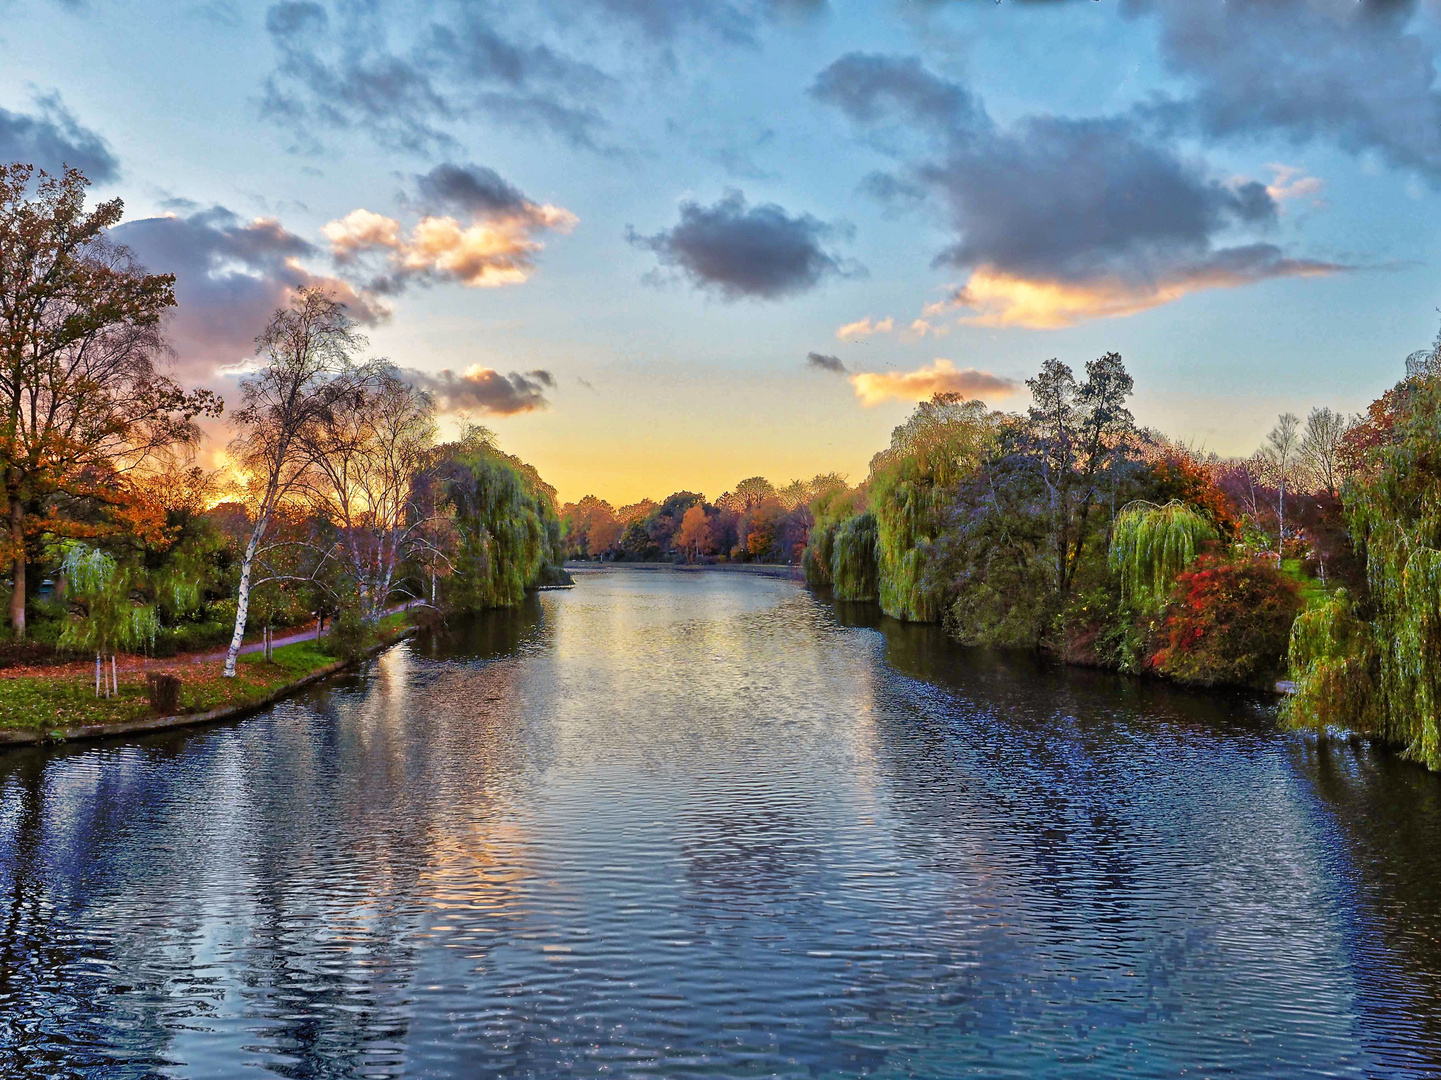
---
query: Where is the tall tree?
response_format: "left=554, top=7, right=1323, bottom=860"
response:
left=303, top=367, right=436, bottom=623
left=223, top=287, right=364, bottom=677
left=674, top=504, right=711, bottom=562
left=1025, top=352, right=1135, bottom=594
left=0, top=163, right=218, bottom=640
left=1260, top=412, right=1302, bottom=565
left=1299, top=406, right=1350, bottom=499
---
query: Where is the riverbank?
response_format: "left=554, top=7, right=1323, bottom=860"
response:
left=0, top=614, right=415, bottom=747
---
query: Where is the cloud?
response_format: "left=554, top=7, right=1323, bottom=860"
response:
left=905, top=317, right=948, bottom=339
left=806, top=351, right=847, bottom=373
left=628, top=189, right=863, bottom=300
left=414, top=162, right=533, bottom=218
left=261, top=1, right=611, bottom=152
left=258, top=0, right=821, bottom=154
left=112, top=205, right=386, bottom=378
left=849, top=359, right=1018, bottom=406
left=402, top=365, right=553, bottom=414
left=954, top=248, right=1339, bottom=329
left=813, top=52, right=1345, bottom=327
left=1126, top=0, right=1441, bottom=184
left=835, top=315, right=893, bottom=339
left=324, top=164, right=576, bottom=293
left=0, top=92, right=118, bottom=182
left=1265, top=164, right=1325, bottom=208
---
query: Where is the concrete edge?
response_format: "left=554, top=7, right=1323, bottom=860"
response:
left=0, top=626, right=418, bottom=749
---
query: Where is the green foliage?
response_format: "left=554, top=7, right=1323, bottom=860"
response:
left=1152, top=556, right=1301, bottom=687
left=803, top=483, right=865, bottom=589
left=440, top=438, right=567, bottom=614
left=869, top=394, right=997, bottom=622
left=1282, top=588, right=1381, bottom=736
left=1336, top=368, right=1441, bottom=767
left=1109, top=501, right=1217, bottom=611
left=57, top=545, right=159, bottom=656
left=830, top=512, right=879, bottom=601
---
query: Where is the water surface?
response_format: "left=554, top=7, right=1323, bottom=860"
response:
left=3, top=566, right=1441, bottom=1078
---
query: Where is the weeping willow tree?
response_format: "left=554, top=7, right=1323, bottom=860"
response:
left=1282, top=588, right=1381, bottom=736
left=1285, top=351, right=1441, bottom=768
left=831, top=512, right=878, bottom=601
left=869, top=394, right=998, bottom=621
left=436, top=428, right=567, bottom=614
left=1108, top=501, right=1217, bottom=611
left=803, top=483, right=863, bottom=590
left=59, top=545, right=159, bottom=697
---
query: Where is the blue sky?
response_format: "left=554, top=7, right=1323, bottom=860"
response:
left=3, top=0, right=1440, bottom=503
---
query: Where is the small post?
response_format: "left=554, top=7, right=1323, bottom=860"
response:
left=95, top=652, right=101, bottom=698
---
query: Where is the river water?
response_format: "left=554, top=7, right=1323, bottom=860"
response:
left=2, top=566, right=1441, bottom=1078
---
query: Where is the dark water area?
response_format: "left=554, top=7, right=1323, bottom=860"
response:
left=3, top=567, right=1441, bottom=1078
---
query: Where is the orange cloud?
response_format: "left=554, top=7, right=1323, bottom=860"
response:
left=322, top=201, right=577, bottom=290
left=849, top=359, right=1018, bottom=406
left=835, top=315, right=894, bottom=339
left=953, top=254, right=1340, bottom=329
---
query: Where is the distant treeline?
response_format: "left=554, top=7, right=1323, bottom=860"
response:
left=560, top=476, right=841, bottom=565
left=797, top=337, right=1441, bottom=771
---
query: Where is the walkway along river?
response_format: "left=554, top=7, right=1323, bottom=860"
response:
left=2, top=566, right=1440, bottom=1078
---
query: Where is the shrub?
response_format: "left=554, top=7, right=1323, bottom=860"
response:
left=1151, top=555, right=1301, bottom=687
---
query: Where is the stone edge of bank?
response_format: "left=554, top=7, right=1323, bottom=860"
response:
left=0, top=627, right=418, bottom=749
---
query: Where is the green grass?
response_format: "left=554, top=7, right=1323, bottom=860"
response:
left=1280, top=558, right=1337, bottom=610
left=0, top=615, right=413, bottom=734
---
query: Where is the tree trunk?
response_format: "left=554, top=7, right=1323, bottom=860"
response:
left=8, top=497, right=24, bottom=642
left=224, top=514, right=268, bottom=678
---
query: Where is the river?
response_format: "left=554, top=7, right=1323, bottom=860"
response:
left=2, top=566, right=1440, bottom=1078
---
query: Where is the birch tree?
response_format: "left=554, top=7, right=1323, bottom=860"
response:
left=1260, top=412, right=1302, bottom=566
left=223, top=287, right=363, bottom=677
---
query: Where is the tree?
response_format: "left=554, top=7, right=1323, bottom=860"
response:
left=0, top=164, right=219, bottom=640
left=1299, top=406, right=1350, bottom=499
left=223, top=287, right=365, bottom=677
left=673, top=504, right=711, bottom=562
left=1024, top=352, right=1136, bottom=595
left=1259, top=412, right=1302, bottom=565
left=303, top=366, right=436, bottom=624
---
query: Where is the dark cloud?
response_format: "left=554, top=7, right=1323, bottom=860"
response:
left=1124, top=0, right=1441, bottom=183
left=112, top=205, right=385, bottom=378
left=813, top=52, right=1341, bottom=326
left=627, top=189, right=863, bottom=300
left=811, top=52, right=984, bottom=133
left=413, top=162, right=534, bottom=219
left=0, top=92, right=118, bottom=182
left=806, top=351, right=847, bottom=373
left=261, top=2, right=610, bottom=152
left=403, top=365, right=553, bottom=414
left=260, top=0, right=823, bottom=153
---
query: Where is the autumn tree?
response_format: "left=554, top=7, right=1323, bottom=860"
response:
left=674, top=504, right=711, bottom=562
left=0, top=163, right=219, bottom=639
left=223, top=287, right=366, bottom=677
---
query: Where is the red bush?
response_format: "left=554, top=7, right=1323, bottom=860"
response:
left=1151, top=555, right=1300, bottom=687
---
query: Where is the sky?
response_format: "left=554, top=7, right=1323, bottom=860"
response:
left=4, top=0, right=1441, bottom=505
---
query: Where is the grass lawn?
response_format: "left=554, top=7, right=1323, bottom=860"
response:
left=1280, top=558, right=1337, bottom=610
left=0, top=622, right=407, bottom=734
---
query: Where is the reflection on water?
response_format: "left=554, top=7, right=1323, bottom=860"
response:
left=2, top=566, right=1441, bottom=1077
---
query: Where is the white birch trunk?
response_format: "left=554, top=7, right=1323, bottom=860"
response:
left=224, top=511, right=270, bottom=677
